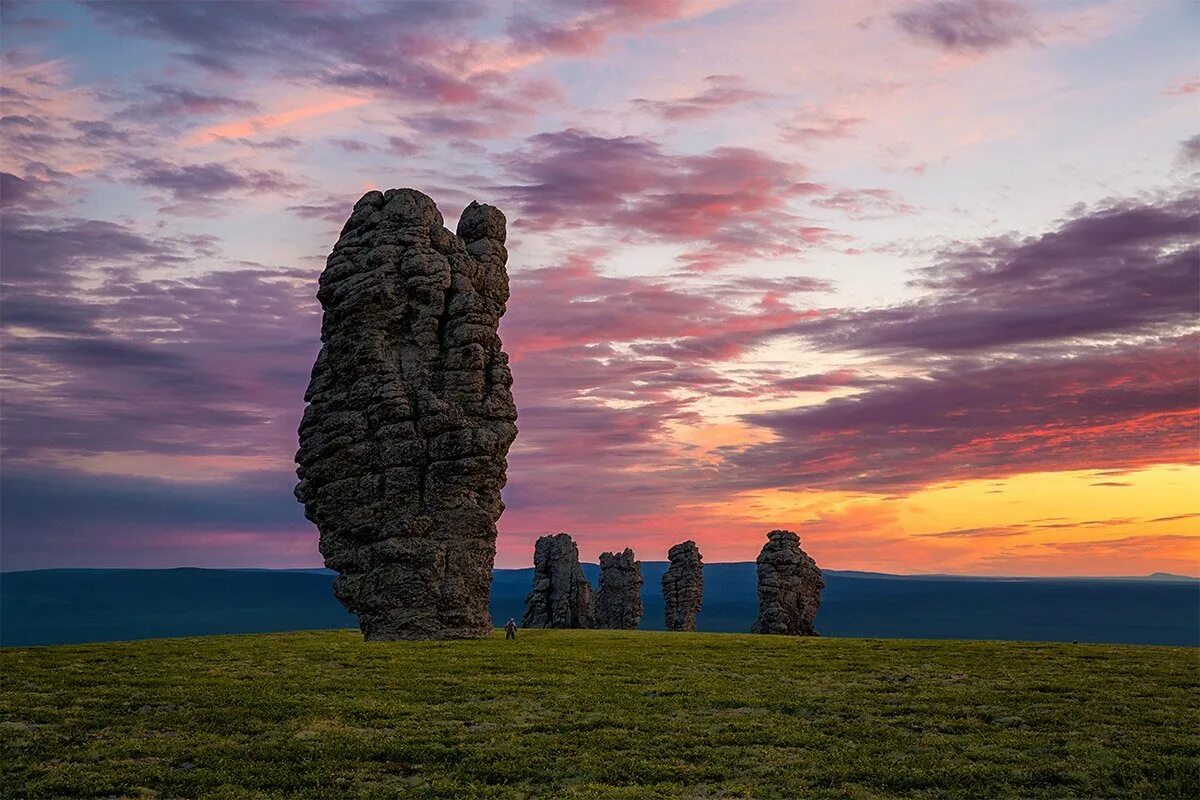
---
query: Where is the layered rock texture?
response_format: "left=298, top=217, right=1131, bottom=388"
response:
left=595, top=548, right=644, bottom=629
left=295, top=188, right=517, bottom=641
left=662, top=540, right=704, bottom=632
left=522, top=533, right=595, bottom=629
left=751, top=530, right=824, bottom=636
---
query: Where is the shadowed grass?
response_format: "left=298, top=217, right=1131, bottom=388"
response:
left=1, top=629, right=1196, bottom=798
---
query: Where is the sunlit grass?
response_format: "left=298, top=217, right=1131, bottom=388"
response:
left=2, top=629, right=1196, bottom=798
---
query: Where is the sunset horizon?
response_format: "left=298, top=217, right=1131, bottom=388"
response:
left=2, top=0, right=1197, bottom=579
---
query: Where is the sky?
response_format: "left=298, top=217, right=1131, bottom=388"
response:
left=1, top=0, right=1197, bottom=576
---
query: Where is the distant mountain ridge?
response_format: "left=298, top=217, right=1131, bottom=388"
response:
left=211, top=566, right=1195, bottom=585
left=2, top=566, right=1197, bottom=647
left=15, top=564, right=1191, bottom=581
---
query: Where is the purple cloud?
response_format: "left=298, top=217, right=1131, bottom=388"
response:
left=894, top=0, right=1035, bottom=52
left=129, top=158, right=302, bottom=201
left=706, top=190, right=1200, bottom=494
left=807, top=192, right=1199, bottom=353
left=0, top=210, right=188, bottom=284
left=87, top=1, right=517, bottom=107
left=1179, top=134, right=1200, bottom=164
left=726, top=337, right=1198, bottom=492
left=506, top=0, right=686, bottom=57
left=116, top=83, right=256, bottom=120
left=0, top=467, right=308, bottom=569
left=70, top=119, right=133, bottom=146
left=812, top=188, right=915, bottom=219
left=328, top=137, right=372, bottom=153
left=2, top=263, right=317, bottom=461
left=0, top=171, right=61, bottom=210
left=497, top=128, right=833, bottom=269
left=633, top=75, right=767, bottom=121
left=779, top=110, right=867, bottom=145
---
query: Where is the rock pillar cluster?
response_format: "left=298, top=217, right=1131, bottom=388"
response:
left=662, top=541, right=704, bottom=632
left=596, top=548, right=644, bottom=629
left=521, top=533, right=595, bottom=628
left=750, top=530, right=824, bottom=636
left=295, top=189, right=517, bottom=641
left=295, top=199, right=828, bottom=644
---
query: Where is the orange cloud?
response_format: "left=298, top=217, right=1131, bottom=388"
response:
left=186, top=94, right=369, bottom=145
left=500, top=465, right=1199, bottom=576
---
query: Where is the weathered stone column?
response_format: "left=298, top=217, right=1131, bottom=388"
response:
left=596, top=548, right=644, bottom=629
left=751, top=530, right=823, bottom=635
left=662, top=540, right=704, bottom=632
left=522, top=533, right=595, bottom=628
left=295, top=189, right=517, bottom=640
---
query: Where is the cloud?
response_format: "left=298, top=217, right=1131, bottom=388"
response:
left=220, top=135, right=302, bottom=150
left=633, top=75, right=767, bottom=120
left=712, top=191, right=1200, bottom=493
left=806, top=192, right=1199, bottom=354
left=894, top=0, right=1035, bottom=52
left=918, top=526, right=1030, bottom=539
left=812, top=188, right=915, bottom=219
left=115, top=83, right=256, bottom=120
left=1, top=208, right=318, bottom=464
left=285, top=197, right=351, bottom=225
left=70, top=119, right=133, bottom=146
left=0, top=210, right=189, bottom=284
left=0, top=171, right=63, bottom=210
left=84, top=0, right=552, bottom=111
left=503, top=253, right=828, bottom=361
left=1, top=467, right=301, bottom=532
left=771, top=369, right=871, bottom=394
left=506, top=0, right=688, bottom=57
left=779, top=109, right=866, bottom=145
left=404, top=112, right=497, bottom=138
left=0, top=53, right=133, bottom=175
left=1165, top=77, right=1199, bottom=96
left=480, top=253, right=833, bottom=530
left=387, top=135, right=420, bottom=156
left=129, top=158, right=303, bottom=202
left=727, top=336, right=1198, bottom=492
left=0, top=466, right=310, bottom=569
left=1149, top=513, right=1200, bottom=524
left=328, top=137, right=372, bottom=153
left=1178, top=134, right=1200, bottom=165
left=497, top=128, right=833, bottom=269
left=0, top=2, right=68, bottom=32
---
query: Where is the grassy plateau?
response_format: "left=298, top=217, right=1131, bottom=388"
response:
left=1, top=629, right=1196, bottom=799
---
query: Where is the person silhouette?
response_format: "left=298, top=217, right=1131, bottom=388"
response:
left=504, top=618, right=517, bottom=640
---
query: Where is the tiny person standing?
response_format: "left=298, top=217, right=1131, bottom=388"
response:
left=504, top=618, right=517, bottom=640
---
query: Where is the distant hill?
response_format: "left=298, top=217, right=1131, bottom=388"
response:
left=2, top=565, right=1197, bottom=647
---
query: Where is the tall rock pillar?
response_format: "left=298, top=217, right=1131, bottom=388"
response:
left=662, top=540, right=704, bottom=632
left=295, top=189, right=517, bottom=640
left=596, top=548, right=644, bottom=629
left=751, top=530, right=823, bottom=636
left=522, top=533, right=595, bottom=628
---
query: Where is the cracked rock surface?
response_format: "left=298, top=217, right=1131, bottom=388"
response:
left=751, top=530, right=824, bottom=636
left=522, top=533, right=595, bottom=629
left=662, top=541, right=704, bottom=632
left=596, top=548, right=644, bottom=630
left=295, top=188, right=517, bottom=640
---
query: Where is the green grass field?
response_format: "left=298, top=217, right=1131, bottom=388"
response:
left=1, top=630, right=1197, bottom=799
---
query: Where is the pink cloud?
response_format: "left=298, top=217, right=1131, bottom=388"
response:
left=633, top=74, right=768, bottom=120
left=779, top=109, right=867, bottom=145
left=506, top=0, right=691, bottom=57
left=730, top=336, right=1199, bottom=492
left=1165, top=77, right=1200, bottom=96
left=498, top=128, right=833, bottom=269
